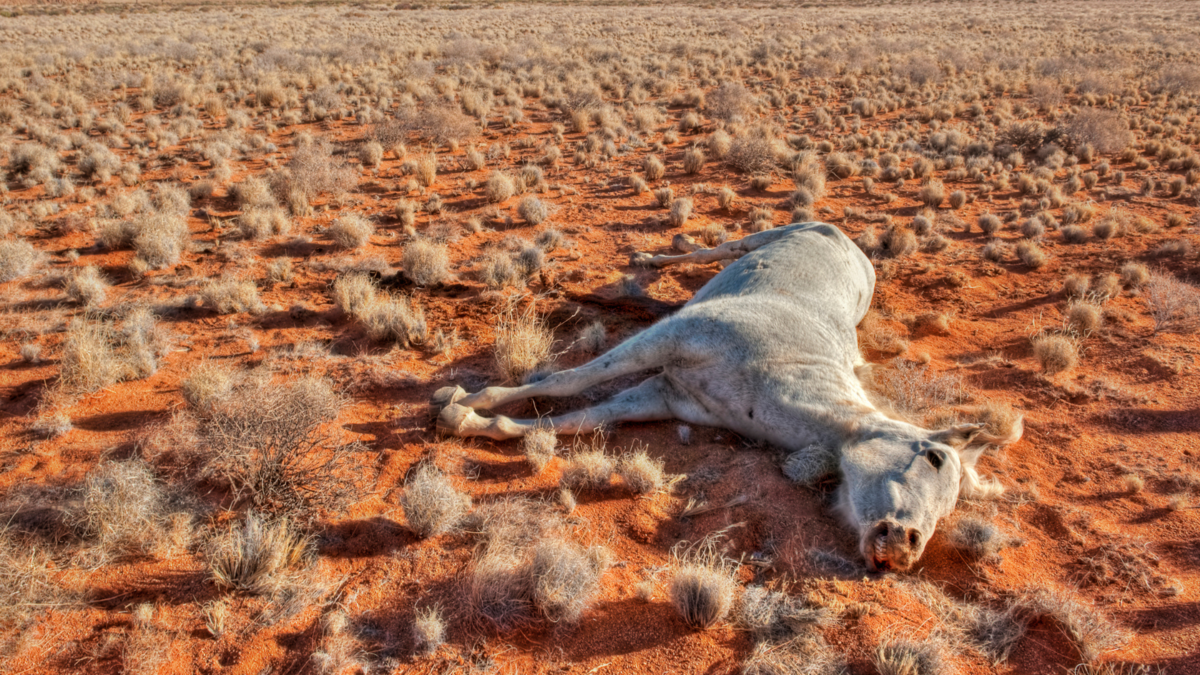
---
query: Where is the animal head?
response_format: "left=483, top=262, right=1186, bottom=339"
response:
left=836, top=417, right=1022, bottom=573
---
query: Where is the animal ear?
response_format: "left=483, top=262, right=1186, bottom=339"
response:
left=928, top=423, right=985, bottom=450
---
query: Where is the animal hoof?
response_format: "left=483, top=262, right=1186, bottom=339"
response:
left=430, top=385, right=467, bottom=417
left=672, top=233, right=702, bottom=253
left=630, top=252, right=655, bottom=267
left=437, top=403, right=475, bottom=435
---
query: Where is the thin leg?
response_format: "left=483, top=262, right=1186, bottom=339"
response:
left=434, top=318, right=683, bottom=413
left=438, top=375, right=677, bottom=440
left=631, top=222, right=818, bottom=269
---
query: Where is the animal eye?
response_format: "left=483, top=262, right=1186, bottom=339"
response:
left=926, top=449, right=944, bottom=470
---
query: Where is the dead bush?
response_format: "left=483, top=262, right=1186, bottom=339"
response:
left=73, top=459, right=167, bottom=562
left=277, top=139, right=357, bottom=205
left=561, top=446, right=614, bottom=491
left=671, top=535, right=738, bottom=630
left=1065, top=109, right=1132, bottom=154
left=707, top=82, right=754, bottom=122
left=486, top=170, right=516, bottom=202
left=1144, top=271, right=1199, bottom=332
left=65, top=265, right=110, bottom=306
left=412, top=606, right=445, bottom=655
left=669, top=197, right=694, bottom=227
left=949, top=515, right=1017, bottom=561
left=199, top=375, right=359, bottom=518
left=870, top=360, right=966, bottom=423
left=201, top=276, right=264, bottom=314
left=727, top=130, right=779, bottom=175
left=401, top=463, right=471, bottom=538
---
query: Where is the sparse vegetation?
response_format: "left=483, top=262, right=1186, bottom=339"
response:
left=493, top=301, right=554, bottom=383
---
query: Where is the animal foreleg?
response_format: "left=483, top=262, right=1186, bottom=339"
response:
left=437, top=375, right=675, bottom=440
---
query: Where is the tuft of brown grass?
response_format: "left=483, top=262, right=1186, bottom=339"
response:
left=0, top=238, right=46, bottom=282
left=74, top=459, right=168, bottom=563
left=65, top=265, right=110, bottom=306
left=949, top=515, right=1018, bottom=561
left=561, top=435, right=614, bottom=491
left=1143, top=270, right=1199, bottom=332
left=530, top=539, right=609, bottom=623
left=671, top=556, right=737, bottom=630
left=493, top=302, right=554, bottom=383
left=201, top=276, right=265, bottom=314
left=1066, top=300, right=1102, bottom=335
left=669, top=197, right=693, bottom=227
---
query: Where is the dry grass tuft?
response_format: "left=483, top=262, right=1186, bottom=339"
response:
left=670, top=533, right=739, bottom=630
left=206, top=512, right=312, bottom=595
left=617, top=445, right=665, bottom=494
left=949, top=515, right=1018, bottom=560
left=328, top=214, right=374, bottom=249
left=1032, top=333, right=1079, bottom=374
left=74, top=459, right=167, bottom=563
left=523, top=425, right=558, bottom=473
left=412, top=606, right=445, bottom=655
left=201, top=276, right=265, bottom=314
left=401, top=463, right=471, bottom=538
left=530, top=539, right=609, bottom=623
left=0, top=238, right=46, bottom=282
left=874, top=639, right=948, bottom=675
left=494, top=301, right=554, bottom=383
left=561, top=446, right=614, bottom=491
left=403, top=238, right=450, bottom=285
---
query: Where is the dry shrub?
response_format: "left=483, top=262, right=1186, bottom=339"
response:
left=517, top=195, right=549, bottom=225
left=727, top=130, right=779, bottom=175
left=644, top=154, right=665, bottom=181
left=206, top=512, right=312, bottom=595
left=465, top=499, right=607, bottom=628
left=401, top=463, right=471, bottom=538
left=276, top=138, right=357, bottom=206
left=909, top=311, right=950, bottom=336
left=1061, top=224, right=1088, bottom=243
left=1063, top=273, right=1090, bottom=298
left=561, top=446, right=614, bottom=491
left=1120, top=262, right=1150, bottom=289
left=403, top=238, right=450, bottom=285
left=486, top=170, right=516, bottom=202
left=59, top=314, right=162, bottom=394
left=654, top=186, right=674, bottom=207
left=75, top=459, right=167, bottom=562
left=530, top=539, right=609, bottom=622
left=883, top=226, right=918, bottom=258
left=494, top=302, right=554, bottom=383
left=1032, top=333, right=1079, bottom=374
left=858, top=311, right=909, bottom=355
left=1016, top=240, right=1047, bottom=268
left=377, top=103, right=475, bottom=147
left=1066, top=301, right=1102, bottom=335
left=1143, top=271, right=1199, bottom=332
left=700, top=223, right=728, bottom=248
left=870, top=360, right=966, bottom=423
left=874, top=639, right=948, bottom=675
left=0, top=527, right=70, bottom=630
left=201, top=276, right=264, bottom=314
left=707, top=81, right=754, bottom=122
left=198, top=375, right=358, bottom=518
left=669, top=197, right=694, bottom=227
left=0, top=238, right=45, bottom=282
left=617, top=445, right=665, bottom=494
left=1065, top=109, right=1132, bottom=154
left=237, top=207, right=290, bottom=240
left=919, top=180, right=946, bottom=207
left=683, top=146, right=705, bottom=174
left=523, top=426, right=557, bottom=473
left=1016, top=590, right=1129, bottom=662
left=328, top=214, right=374, bottom=249
left=360, top=141, right=383, bottom=167
left=978, top=213, right=1001, bottom=236
left=182, top=360, right=238, bottom=414
left=65, top=265, right=110, bottom=306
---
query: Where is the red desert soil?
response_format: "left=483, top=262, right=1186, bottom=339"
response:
left=1, top=3, right=1199, bottom=675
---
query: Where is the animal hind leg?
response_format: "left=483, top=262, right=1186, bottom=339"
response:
left=431, top=319, right=682, bottom=413
left=630, top=222, right=814, bottom=269
left=438, top=374, right=678, bottom=440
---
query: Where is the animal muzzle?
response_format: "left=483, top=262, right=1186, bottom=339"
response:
left=863, top=521, right=922, bottom=573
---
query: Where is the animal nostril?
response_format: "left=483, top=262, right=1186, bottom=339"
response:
left=907, top=529, right=920, bottom=548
